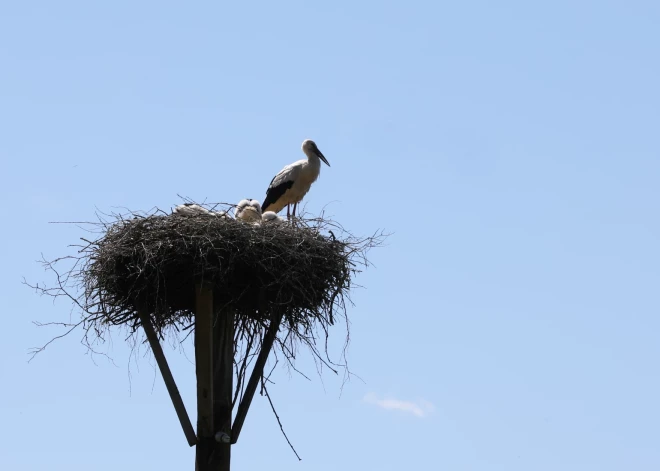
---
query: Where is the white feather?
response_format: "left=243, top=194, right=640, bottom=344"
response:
left=173, top=204, right=211, bottom=216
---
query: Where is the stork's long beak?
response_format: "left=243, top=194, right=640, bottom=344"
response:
left=316, top=149, right=330, bottom=167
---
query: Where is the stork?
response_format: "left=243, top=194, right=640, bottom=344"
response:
left=173, top=204, right=230, bottom=219
left=173, top=203, right=212, bottom=216
left=261, top=211, right=286, bottom=225
left=261, top=139, right=330, bottom=218
left=235, top=199, right=262, bottom=223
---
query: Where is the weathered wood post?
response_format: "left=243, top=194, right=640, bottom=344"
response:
left=210, top=301, right=234, bottom=469
left=194, top=284, right=235, bottom=471
left=195, top=284, right=217, bottom=471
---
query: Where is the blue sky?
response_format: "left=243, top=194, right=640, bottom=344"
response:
left=2, top=1, right=660, bottom=469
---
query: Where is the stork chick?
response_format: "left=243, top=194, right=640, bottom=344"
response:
left=173, top=203, right=212, bottom=216
left=235, top=199, right=262, bottom=223
left=261, top=211, right=286, bottom=225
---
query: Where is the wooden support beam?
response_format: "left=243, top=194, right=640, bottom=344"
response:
left=138, top=310, right=197, bottom=447
left=195, top=284, right=215, bottom=471
left=231, top=312, right=284, bottom=444
left=208, top=305, right=234, bottom=470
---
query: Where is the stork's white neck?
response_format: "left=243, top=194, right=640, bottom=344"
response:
left=304, top=150, right=322, bottom=169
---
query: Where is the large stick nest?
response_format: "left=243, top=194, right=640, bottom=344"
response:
left=94, top=207, right=363, bottom=330
left=29, top=203, right=385, bottom=370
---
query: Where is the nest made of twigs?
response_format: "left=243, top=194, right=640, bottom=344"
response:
left=92, top=210, right=352, bottom=332
left=30, top=203, right=385, bottom=351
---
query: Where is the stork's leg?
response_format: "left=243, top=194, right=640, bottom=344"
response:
left=286, top=204, right=291, bottom=219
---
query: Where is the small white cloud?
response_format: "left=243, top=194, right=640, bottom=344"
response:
left=363, top=393, right=435, bottom=418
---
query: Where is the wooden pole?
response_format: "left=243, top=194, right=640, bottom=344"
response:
left=231, top=312, right=283, bottom=444
left=195, top=284, right=215, bottom=471
left=208, top=304, right=234, bottom=470
left=138, top=310, right=197, bottom=447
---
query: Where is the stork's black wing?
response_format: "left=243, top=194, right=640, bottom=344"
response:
left=262, top=179, right=294, bottom=212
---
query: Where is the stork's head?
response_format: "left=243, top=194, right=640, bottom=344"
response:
left=235, top=199, right=262, bottom=222
left=302, top=139, right=330, bottom=167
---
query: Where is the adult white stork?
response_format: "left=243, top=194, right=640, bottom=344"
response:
left=261, top=139, right=330, bottom=218
left=261, top=211, right=286, bottom=225
left=235, top=199, right=262, bottom=223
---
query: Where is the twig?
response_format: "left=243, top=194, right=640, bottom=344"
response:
left=261, top=377, right=302, bottom=461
